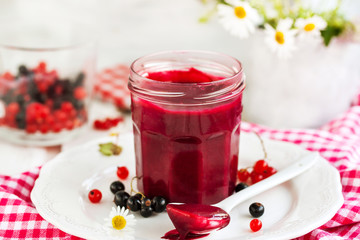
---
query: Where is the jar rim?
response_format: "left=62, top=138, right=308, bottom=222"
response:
left=130, top=50, right=244, bottom=86
left=129, top=50, right=245, bottom=105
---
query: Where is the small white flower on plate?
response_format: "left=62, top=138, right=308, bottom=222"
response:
left=264, top=18, right=297, bottom=59
left=295, top=15, right=327, bottom=40
left=104, top=206, right=136, bottom=240
left=217, top=0, right=262, bottom=39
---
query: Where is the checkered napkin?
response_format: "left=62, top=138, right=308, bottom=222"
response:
left=1, top=65, right=360, bottom=239
left=94, top=64, right=131, bottom=110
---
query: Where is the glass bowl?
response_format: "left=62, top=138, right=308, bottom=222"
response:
left=0, top=20, right=96, bottom=146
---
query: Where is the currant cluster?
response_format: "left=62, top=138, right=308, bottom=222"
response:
left=87, top=166, right=130, bottom=204
left=237, top=159, right=277, bottom=185
left=93, top=117, right=124, bottom=130
left=110, top=180, right=167, bottom=218
left=0, top=62, right=87, bottom=133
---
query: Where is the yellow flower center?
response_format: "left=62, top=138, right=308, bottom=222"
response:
left=112, top=216, right=126, bottom=230
left=275, top=31, right=285, bottom=44
left=234, top=6, right=246, bottom=19
left=304, top=23, right=315, bottom=32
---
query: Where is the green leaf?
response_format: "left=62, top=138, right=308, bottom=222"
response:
left=321, top=26, right=342, bottom=46
left=99, top=142, right=122, bottom=156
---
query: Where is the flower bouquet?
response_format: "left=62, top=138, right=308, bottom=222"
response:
left=201, top=0, right=360, bottom=128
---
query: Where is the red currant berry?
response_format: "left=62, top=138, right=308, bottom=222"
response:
left=3, top=72, right=14, bottom=81
left=52, top=123, right=62, bottom=133
left=39, top=106, right=50, bottom=119
left=74, top=87, right=87, bottom=100
left=264, top=166, right=277, bottom=178
left=250, top=219, right=262, bottom=232
left=237, top=168, right=250, bottom=182
left=26, top=124, right=37, bottom=134
left=39, top=124, right=49, bottom=134
left=65, top=120, right=74, bottom=130
left=109, top=118, right=118, bottom=126
left=54, top=110, right=67, bottom=123
left=250, top=171, right=264, bottom=184
left=253, top=160, right=268, bottom=174
left=88, top=189, right=102, bottom=203
left=61, top=101, right=73, bottom=113
left=45, top=115, right=55, bottom=125
left=6, top=102, right=20, bottom=116
left=117, top=166, right=129, bottom=180
left=37, top=61, right=47, bottom=72
left=115, top=117, right=124, bottom=123
left=69, top=109, right=77, bottom=119
left=37, top=81, right=48, bottom=93
left=94, top=120, right=100, bottom=126
left=103, top=120, right=112, bottom=129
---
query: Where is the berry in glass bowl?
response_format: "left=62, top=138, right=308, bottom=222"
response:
left=0, top=62, right=92, bottom=146
left=0, top=20, right=96, bottom=146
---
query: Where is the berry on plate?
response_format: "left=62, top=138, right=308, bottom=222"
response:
left=249, top=202, right=264, bottom=218
left=250, top=219, right=262, bottom=232
left=88, top=189, right=102, bottom=203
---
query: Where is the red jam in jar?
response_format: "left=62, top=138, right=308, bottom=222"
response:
left=129, top=51, right=245, bottom=204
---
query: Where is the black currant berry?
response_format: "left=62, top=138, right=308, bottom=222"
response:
left=151, top=196, right=167, bottom=213
left=16, top=95, right=25, bottom=106
left=110, top=181, right=125, bottom=194
left=74, top=72, right=85, bottom=87
left=140, top=206, right=153, bottom=218
left=141, top=197, right=152, bottom=208
left=249, top=202, right=264, bottom=218
left=18, top=65, right=29, bottom=76
left=15, top=111, right=26, bottom=129
left=134, top=193, right=143, bottom=200
left=27, top=81, right=39, bottom=97
left=61, top=79, right=73, bottom=96
left=235, top=182, right=249, bottom=193
left=126, top=196, right=141, bottom=212
left=114, top=191, right=130, bottom=208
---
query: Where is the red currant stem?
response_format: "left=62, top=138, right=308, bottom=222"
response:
left=130, top=175, right=145, bottom=199
left=254, top=131, right=268, bottom=160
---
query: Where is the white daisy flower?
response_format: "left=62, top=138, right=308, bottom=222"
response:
left=295, top=15, right=327, bottom=40
left=217, top=0, right=262, bottom=39
left=104, top=206, right=136, bottom=240
left=264, top=18, right=298, bottom=59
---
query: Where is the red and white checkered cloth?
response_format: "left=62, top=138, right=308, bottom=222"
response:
left=94, top=64, right=131, bottom=110
left=1, top=65, right=360, bottom=239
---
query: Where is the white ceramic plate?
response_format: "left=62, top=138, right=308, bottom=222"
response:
left=31, top=132, right=343, bottom=240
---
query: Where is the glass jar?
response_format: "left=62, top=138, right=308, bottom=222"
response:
left=0, top=20, right=96, bottom=146
left=129, top=50, right=245, bottom=204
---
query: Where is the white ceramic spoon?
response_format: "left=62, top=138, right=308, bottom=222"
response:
left=164, top=152, right=319, bottom=240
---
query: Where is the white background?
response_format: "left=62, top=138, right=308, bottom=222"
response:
left=0, top=0, right=359, bottom=69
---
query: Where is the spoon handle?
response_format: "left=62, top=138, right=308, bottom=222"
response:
left=214, top=152, right=319, bottom=212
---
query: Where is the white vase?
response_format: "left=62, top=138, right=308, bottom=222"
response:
left=241, top=32, right=360, bottom=129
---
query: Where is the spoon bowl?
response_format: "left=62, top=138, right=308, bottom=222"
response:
left=166, top=204, right=230, bottom=237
